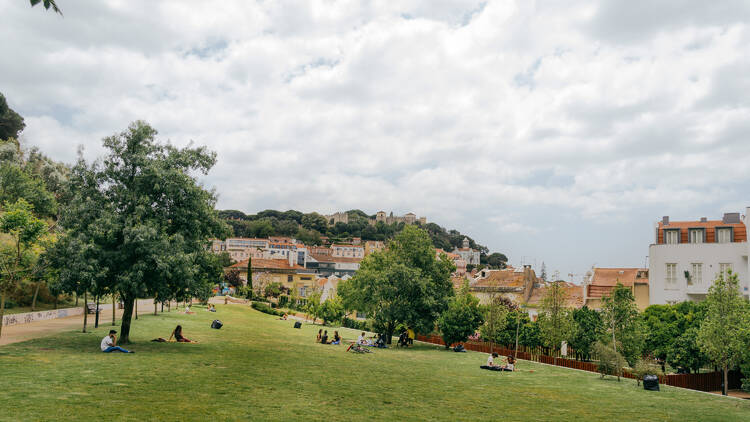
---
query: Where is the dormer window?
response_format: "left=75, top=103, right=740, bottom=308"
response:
left=664, top=229, right=680, bottom=244
left=716, top=227, right=732, bottom=243
left=688, top=228, right=705, bottom=244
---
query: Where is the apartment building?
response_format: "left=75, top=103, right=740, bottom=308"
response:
left=648, top=209, right=750, bottom=305
left=331, top=244, right=364, bottom=259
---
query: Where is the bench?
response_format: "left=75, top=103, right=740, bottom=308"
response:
left=86, top=303, right=99, bottom=314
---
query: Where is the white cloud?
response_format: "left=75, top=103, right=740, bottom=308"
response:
left=3, top=0, right=750, bottom=278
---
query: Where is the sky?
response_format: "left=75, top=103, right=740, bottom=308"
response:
left=3, top=0, right=750, bottom=282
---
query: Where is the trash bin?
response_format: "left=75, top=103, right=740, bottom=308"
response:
left=643, top=374, right=660, bottom=391
left=293, top=321, right=302, bottom=329
left=211, top=320, right=223, bottom=329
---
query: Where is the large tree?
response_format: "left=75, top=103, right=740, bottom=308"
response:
left=339, top=225, right=454, bottom=343
left=52, top=121, right=228, bottom=343
left=537, top=282, right=573, bottom=364
left=697, top=270, right=750, bottom=395
left=600, top=283, right=645, bottom=366
left=0, top=93, right=25, bottom=141
left=569, top=306, right=603, bottom=361
left=438, top=280, right=483, bottom=348
left=0, top=199, right=47, bottom=339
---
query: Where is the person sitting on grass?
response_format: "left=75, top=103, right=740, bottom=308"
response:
left=169, top=325, right=197, bottom=343
left=505, top=355, right=516, bottom=371
left=321, top=330, right=329, bottom=344
left=331, top=331, right=341, bottom=345
left=487, top=352, right=499, bottom=367
left=101, top=330, right=134, bottom=353
left=357, top=332, right=367, bottom=345
left=397, top=330, right=409, bottom=347
left=279, top=313, right=288, bottom=320
left=316, top=329, right=322, bottom=343
left=184, top=305, right=195, bottom=314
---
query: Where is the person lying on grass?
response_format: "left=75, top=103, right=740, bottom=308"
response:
left=101, top=330, right=134, bottom=353
left=169, top=325, right=197, bottom=343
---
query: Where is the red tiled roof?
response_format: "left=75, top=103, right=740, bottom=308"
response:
left=589, top=268, right=648, bottom=287
left=657, top=220, right=746, bottom=243
left=229, top=258, right=304, bottom=271
left=472, top=269, right=531, bottom=289
left=527, top=282, right=584, bottom=308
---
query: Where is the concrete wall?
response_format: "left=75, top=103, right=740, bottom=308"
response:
left=648, top=242, right=749, bottom=304
left=2, top=307, right=83, bottom=327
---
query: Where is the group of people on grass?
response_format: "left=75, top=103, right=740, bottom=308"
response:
left=316, top=329, right=341, bottom=345
left=482, top=352, right=516, bottom=371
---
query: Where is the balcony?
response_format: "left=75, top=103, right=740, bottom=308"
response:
left=686, top=282, right=709, bottom=295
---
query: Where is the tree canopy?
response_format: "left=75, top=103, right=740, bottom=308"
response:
left=50, top=121, right=229, bottom=343
left=697, top=271, right=750, bottom=395
left=338, top=225, right=454, bottom=343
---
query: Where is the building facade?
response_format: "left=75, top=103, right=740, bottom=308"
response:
left=648, top=209, right=750, bottom=305
left=453, top=237, right=481, bottom=266
left=583, top=267, right=650, bottom=311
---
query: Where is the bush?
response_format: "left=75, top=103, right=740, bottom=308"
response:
left=593, top=341, right=627, bottom=381
left=270, top=302, right=278, bottom=309
left=278, top=295, right=289, bottom=308
left=342, top=317, right=368, bottom=331
left=251, top=301, right=282, bottom=316
left=632, top=358, right=663, bottom=386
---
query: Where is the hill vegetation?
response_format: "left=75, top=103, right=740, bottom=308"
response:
left=218, top=208, right=507, bottom=267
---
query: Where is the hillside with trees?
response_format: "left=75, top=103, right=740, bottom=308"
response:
left=218, top=208, right=506, bottom=267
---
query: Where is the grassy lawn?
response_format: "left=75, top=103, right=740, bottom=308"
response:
left=1, top=305, right=748, bottom=421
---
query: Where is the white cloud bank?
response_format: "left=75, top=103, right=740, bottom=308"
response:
left=2, top=0, right=750, bottom=279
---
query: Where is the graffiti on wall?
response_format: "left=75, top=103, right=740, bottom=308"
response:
left=2, top=307, right=83, bottom=327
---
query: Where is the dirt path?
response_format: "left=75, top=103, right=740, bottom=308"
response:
left=0, top=299, right=162, bottom=346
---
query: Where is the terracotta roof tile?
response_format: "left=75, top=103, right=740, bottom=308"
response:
left=229, top=258, right=304, bottom=271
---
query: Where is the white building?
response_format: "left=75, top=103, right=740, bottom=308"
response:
left=648, top=209, right=750, bottom=305
left=453, top=237, right=480, bottom=266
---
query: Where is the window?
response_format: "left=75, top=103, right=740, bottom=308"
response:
left=716, top=228, right=732, bottom=243
left=690, top=263, right=702, bottom=286
left=719, top=263, right=732, bottom=279
left=664, top=230, right=679, bottom=244
left=665, top=263, right=677, bottom=288
left=287, top=275, right=293, bottom=282
left=688, top=229, right=704, bottom=244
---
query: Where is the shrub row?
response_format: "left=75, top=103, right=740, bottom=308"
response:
left=342, top=317, right=370, bottom=331
left=251, top=301, right=283, bottom=317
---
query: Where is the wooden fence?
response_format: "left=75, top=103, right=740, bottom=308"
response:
left=416, top=334, right=742, bottom=392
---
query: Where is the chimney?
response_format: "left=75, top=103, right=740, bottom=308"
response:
left=662, top=216, right=669, bottom=225
left=700, top=217, right=707, bottom=223
left=723, top=212, right=740, bottom=224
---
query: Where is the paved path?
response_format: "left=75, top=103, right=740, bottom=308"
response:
left=0, top=299, right=161, bottom=346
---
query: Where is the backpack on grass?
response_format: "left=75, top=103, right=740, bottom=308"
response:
left=211, top=320, right=223, bottom=329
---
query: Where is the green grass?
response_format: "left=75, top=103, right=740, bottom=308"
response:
left=1, top=305, right=748, bottom=421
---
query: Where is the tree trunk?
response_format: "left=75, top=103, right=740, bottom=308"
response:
left=168, top=301, right=171, bottom=312
left=119, top=297, right=135, bottom=344
left=54, top=294, right=58, bottom=310
left=385, top=323, right=394, bottom=345
left=94, top=295, right=100, bottom=328
left=514, top=313, right=520, bottom=358
left=0, top=292, right=6, bottom=339
left=31, top=282, right=41, bottom=312
left=723, top=365, right=728, bottom=396
left=75, top=292, right=79, bottom=306
left=135, top=298, right=138, bottom=320
left=82, top=291, right=88, bottom=333
left=161, top=302, right=164, bottom=313
left=112, top=294, right=116, bottom=326
left=154, top=300, right=157, bottom=316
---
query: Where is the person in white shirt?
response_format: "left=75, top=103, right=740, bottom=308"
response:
left=487, top=352, right=498, bottom=367
left=101, top=330, right=133, bottom=353
left=357, top=332, right=367, bottom=345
